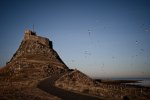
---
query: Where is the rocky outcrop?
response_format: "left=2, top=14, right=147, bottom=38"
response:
left=55, top=69, right=96, bottom=92
left=0, top=30, right=68, bottom=81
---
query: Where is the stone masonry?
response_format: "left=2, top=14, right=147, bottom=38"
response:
left=24, top=30, right=52, bottom=48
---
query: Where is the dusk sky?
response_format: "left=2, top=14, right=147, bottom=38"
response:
left=0, top=0, right=150, bottom=78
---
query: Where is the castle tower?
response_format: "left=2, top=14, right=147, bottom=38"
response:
left=24, top=30, right=52, bottom=48
left=24, top=30, right=37, bottom=40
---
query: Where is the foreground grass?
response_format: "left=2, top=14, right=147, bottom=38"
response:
left=0, top=79, right=60, bottom=100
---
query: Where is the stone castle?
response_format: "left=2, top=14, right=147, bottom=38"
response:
left=24, top=30, right=52, bottom=48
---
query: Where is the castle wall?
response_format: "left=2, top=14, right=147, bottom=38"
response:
left=24, top=30, right=52, bottom=47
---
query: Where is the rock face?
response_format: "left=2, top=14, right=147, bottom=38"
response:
left=55, top=69, right=96, bottom=92
left=0, top=30, right=68, bottom=81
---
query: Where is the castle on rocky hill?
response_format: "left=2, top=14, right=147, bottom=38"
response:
left=1, top=30, right=68, bottom=80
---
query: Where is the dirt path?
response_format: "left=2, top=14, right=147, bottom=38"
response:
left=37, top=73, right=103, bottom=100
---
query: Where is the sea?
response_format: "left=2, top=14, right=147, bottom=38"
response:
left=111, top=77, right=150, bottom=87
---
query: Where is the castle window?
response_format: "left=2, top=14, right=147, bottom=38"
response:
left=31, top=32, right=36, bottom=35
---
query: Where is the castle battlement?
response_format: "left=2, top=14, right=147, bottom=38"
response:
left=24, top=30, right=52, bottom=47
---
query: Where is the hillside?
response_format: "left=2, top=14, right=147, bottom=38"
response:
left=55, top=69, right=96, bottom=92
left=0, top=30, right=68, bottom=81
left=0, top=30, right=100, bottom=100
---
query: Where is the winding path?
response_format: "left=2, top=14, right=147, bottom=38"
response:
left=37, top=73, right=103, bottom=100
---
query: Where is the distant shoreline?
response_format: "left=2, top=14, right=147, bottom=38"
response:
left=94, top=78, right=150, bottom=88
left=95, top=79, right=139, bottom=84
